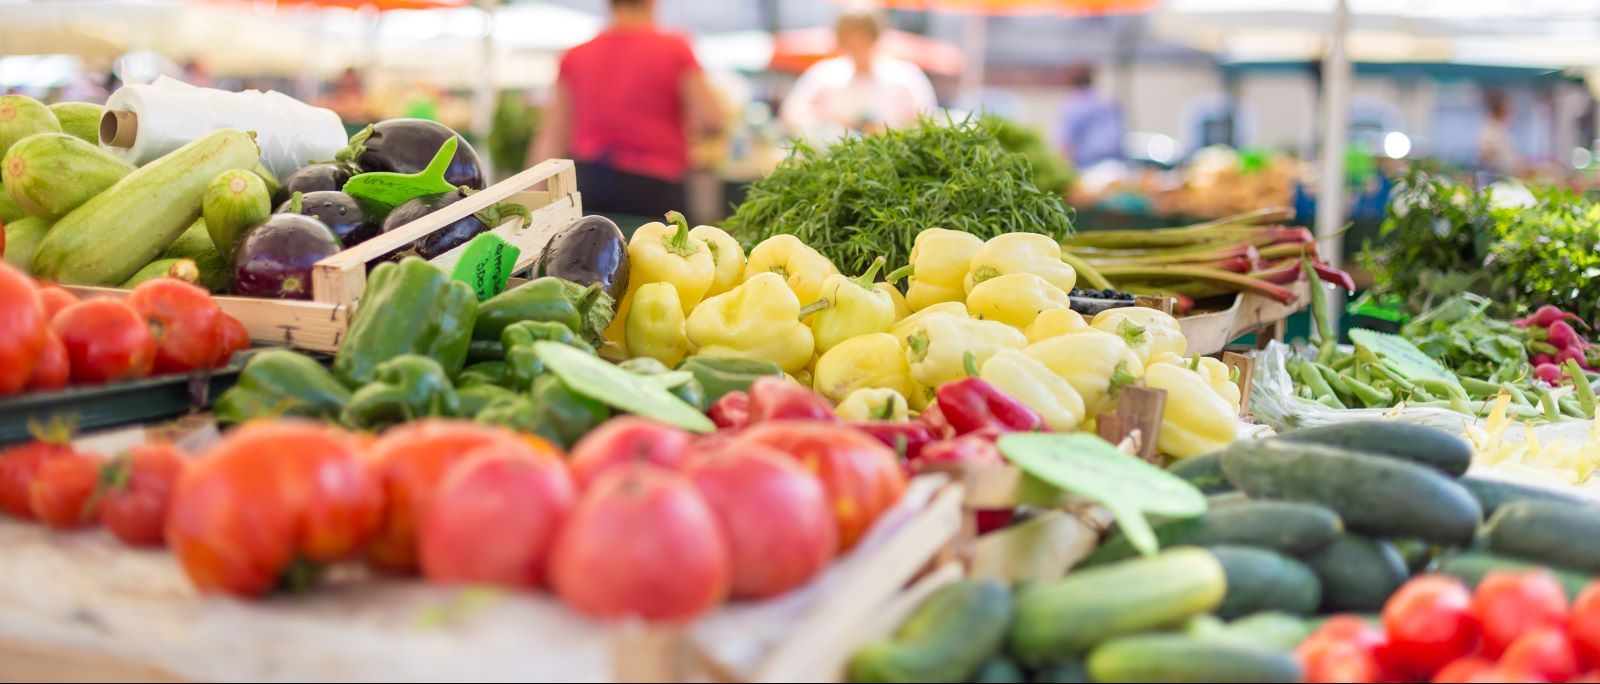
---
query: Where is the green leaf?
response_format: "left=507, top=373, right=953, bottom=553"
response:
left=997, top=433, right=1207, bottom=557
left=534, top=342, right=714, bottom=433
left=1350, top=328, right=1460, bottom=387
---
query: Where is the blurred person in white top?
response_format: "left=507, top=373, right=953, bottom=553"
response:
left=780, top=7, right=937, bottom=141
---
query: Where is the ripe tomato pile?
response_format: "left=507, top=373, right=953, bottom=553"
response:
left=0, top=262, right=249, bottom=395
left=1300, top=572, right=1600, bottom=683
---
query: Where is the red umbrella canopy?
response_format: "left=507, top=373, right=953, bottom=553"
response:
left=263, top=0, right=469, bottom=11
left=770, top=27, right=964, bottom=77
left=873, top=0, right=1157, bottom=14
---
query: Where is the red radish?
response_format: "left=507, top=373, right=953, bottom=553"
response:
left=1557, top=347, right=1587, bottom=368
left=1535, top=363, right=1564, bottom=384
left=1548, top=321, right=1584, bottom=350
left=1532, top=353, right=1556, bottom=367
left=1528, top=305, right=1582, bottom=329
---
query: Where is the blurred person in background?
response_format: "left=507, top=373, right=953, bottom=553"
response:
left=1056, top=63, right=1124, bottom=168
left=531, top=0, right=723, bottom=218
left=1479, top=89, right=1522, bottom=176
left=319, top=68, right=371, bottom=123
left=779, top=6, right=937, bottom=140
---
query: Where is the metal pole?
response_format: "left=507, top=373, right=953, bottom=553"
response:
left=474, top=0, right=498, bottom=181
left=1315, top=0, right=1351, bottom=315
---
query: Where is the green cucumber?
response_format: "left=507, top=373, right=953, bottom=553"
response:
left=32, top=129, right=259, bottom=285
left=47, top=102, right=103, bottom=144
left=1009, top=548, right=1225, bottom=665
left=971, top=657, right=1026, bottom=684
left=158, top=218, right=232, bottom=293
left=3, top=132, right=134, bottom=221
left=3, top=216, right=49, bottom=272
left=251, top=161, right=282, bottom=203
left=1302, top=534, right=1409, bottom=612
left=0, top=95, right=62, bottom=158
left=1030, top=660, right=1087, bottom=683
left=1219, top=439, right=1481, bottom=545
left=1391, top=538, right=1437, bottom=574
left=1432, top=551, right=1594, bottom=600
left=119, top=258, right=199, bottom=289
left=1083, top=500, right=1342, bottom=567
left=1223, top=613, right=1312, bottom=651
left=1208, top=546, right=1322, bottom=619
left=1461, top=475, right=1596, bottom=516
left=1276, top=421, right=1471, bottom=477
left=1085, top=634, right=1303, bottom=683
left=0, top=184, right=26, bottom=222
left=1484, top=500, right=1600, bottom=573
left=1168, top=452, right=1234, bottom=494
left=846, top=580, right=1013, bottom=683
left=203, top=168, right=272, bottom=259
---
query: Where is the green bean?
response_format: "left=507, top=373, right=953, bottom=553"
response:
left=1331, top=354, right=1356, bottom=371
left=1503, top=383, right=1533, bottom=407
left=1541, top=389, right=1561, bottom=422
left=1565, top=359, right=1596, bottom=417
left=1560, top=396, right=1586, bottom=419
left=1316, top=394, right=1346, bottom=410
left=1341, top=374, right=1395, bottom=408
left=1459, top=376, right=1504, bottom=397
left=1354, top=361, right=1372, bottom=386
left=1298, top=361, right=1338, bottom=401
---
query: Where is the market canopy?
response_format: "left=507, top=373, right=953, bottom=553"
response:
left=767, top=27, right=964, bottom=77
left=870, top=0, right=1156, bottom=14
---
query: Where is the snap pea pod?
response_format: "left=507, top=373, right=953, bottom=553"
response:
left=1341, top=374, right=1394, bottom=408
left=1413, top=378, right=1470, bottom=415
left=1331, top=354, right=1356, bottom=372
left=1316, top=394, right=1345, bottom=410
left=1541, top=389, right=1561, bottom=422
left=1316, top=363, right=1355, bottom=405
left=1566, top=359, right=1597, bottom=417
left=1354, top=359, right=1373, bottom=386
left=1458, top=376, right=1504, bottom=398
left=1297, top=361, right=1339, bottom=403
left=1503, top=383, right=1533, bottom=407
left=1560, top=396, right=1586, bottom=419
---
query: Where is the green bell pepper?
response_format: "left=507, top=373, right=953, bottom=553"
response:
left=475, top=375, right=608, bottom=449
left=467, top=339, right=505, bottom=364
left=620, top=357, right=707, bottom=411
left=340, top=354, right=462, bottom=430
left=214, top=350, right=350, bottom=425
left=457, top=361, right=510, bottom=388
left=503, top=320, right=596, bottom=391
left=473, top=277, right=615, bottom=345
left=676, top=355, right=785, bottom=403
left=334, top=257, right=477, bottom=386
left=457, top=384, right=519, bottom=416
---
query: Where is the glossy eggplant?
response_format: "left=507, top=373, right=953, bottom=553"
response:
left=379, top=189, right=487, bottom=262
left=345, top=119, right=485, bottom=190
left=535, top=215, right=630, bottom=301
left=278, top=191, right=378, bottom=247
left=233, top=214, right=341, bottom=300
left=279, top=162, right=357, bottom=203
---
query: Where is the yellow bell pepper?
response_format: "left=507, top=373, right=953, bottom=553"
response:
left=902, top=313, right=1028, bottom=389
left=813, top=333, right=917, bottom=405
left=878, top=282, right=912, bottom=321
left=1025, top=308, right=1088, bottom=343
left=1150, top=354, right=1242, bottom=416
left=898, top=228, right=984, bottom=312
left=966, top=272, right=1071, bottom=330
left=1143, top=362, right=1238, bottom=460
left=1091, top=306, right=1187, bottom=365
left=603, top=211, right=715, bottom=348
left=686, top=272, right=815, bottom=373
left=890, top=301, right=967, bottom=350
left=1024, top=330, right=1144, bottom=417
left=980, top=349, right=1086, bottom=432
left=625, top=282, right=690, bottom=367
left=963, top=233, right=1077, bottom=295
left=834, top=387, right=910, bottom=422
left=689, top=224, right=745, bottom=297
left=744, top=234, right=838, bottom=306
left=807, top=257, right=897, bottom=354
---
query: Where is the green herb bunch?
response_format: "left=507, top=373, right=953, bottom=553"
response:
left=986, top=115, right=1075, bottom=195
left=1486, top=189, right=1600, bottom=326
left=1358, top=167, right=1496, bottom=310
left=725, top=116, right=1075, bottom=276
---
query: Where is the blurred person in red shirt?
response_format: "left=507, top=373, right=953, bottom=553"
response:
left=531, top=0, right=723, bottom=218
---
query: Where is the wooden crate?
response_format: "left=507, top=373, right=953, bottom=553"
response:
left=67, top=159, right=583, bottom=354
left=1178, top=280, right=1310, bottom=356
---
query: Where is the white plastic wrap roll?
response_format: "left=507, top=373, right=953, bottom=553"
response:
left=100, top=77, right=347, bottom=180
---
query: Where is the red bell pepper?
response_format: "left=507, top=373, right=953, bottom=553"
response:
left=747, top=376, right=837, bottom=423
left=916, top=433, right=1003, bottom=466
left=920, top=401, right=954, bottom=440
left=934, top=378, right=1043, bottom=435
left=708, top=391, right=751, bottom=430
left=849, top=421, right=935, bottom=462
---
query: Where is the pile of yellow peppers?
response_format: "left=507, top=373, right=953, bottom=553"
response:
left=606, top=216, right=1242, bottom=460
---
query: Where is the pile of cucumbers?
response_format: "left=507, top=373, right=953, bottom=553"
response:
left=848, top=421, right=1600, bottom=683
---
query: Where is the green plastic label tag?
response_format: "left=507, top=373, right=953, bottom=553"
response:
left=344, top=136, right=459, bottom=216
left=451, top=232, right=520, bottom=301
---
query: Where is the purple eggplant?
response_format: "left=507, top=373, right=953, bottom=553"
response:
left=277, top=191, right=377, bottom=247
left=379, top=189, right=487, bottom=262
left=233, top=212, right=341, bottom=300
left=535, top=215, right=629, bottom=301
left=344, top=119, right=485, bottom=190
left=279, top=162, right=357, bottom=204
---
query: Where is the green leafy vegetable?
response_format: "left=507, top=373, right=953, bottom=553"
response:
left=533, top=342, right=714, bottom=433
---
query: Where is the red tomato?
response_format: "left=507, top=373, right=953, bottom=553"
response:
left=419, top=441, right=575, bottom=588
left=1471, top=570, right=1570, bottom=657
left=52, top=299, right=155, bottom=384
left=550, top=464, right=730, bottom=621
left=35, top=283, right=78, bottom=321
left=166, top=421, right=382, bottom=596
left=127, top=278, right=223, bottom=374
left=366, top=420, right=539, bottom=573
left=1573, top=583, right=1600, bottom=666
left=688, top=442, right=837, bottom=599
left=1570, top=672, right=1600, bottom=683
left=214, top=314, right=249, bottom=366
left=1299, top=636, right=1382, bottom=683
left=97, top=443, right=187, bottom=547
left=566, top=416, right=692, bottom=490
left=1383, top=575, right=1479, bottom=679
left=1432, top=656, right=1498, bottom=683
left=1501, top=626, right=1582, bottom=683
left=0, top=439, right=75, bottom=519
left=23, top=332, right=68, bottom=391
left=0, top=262, right=47, bottom=394
left=29, top=451, right=101, bottom=529
left=733, top=421, right=907, bottom=551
